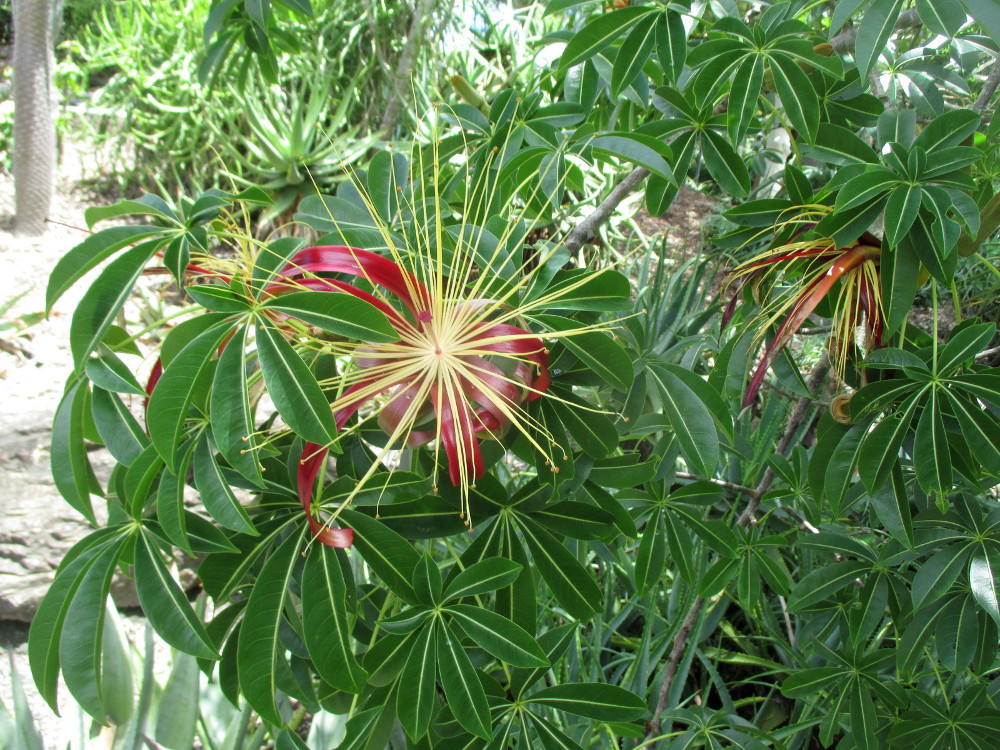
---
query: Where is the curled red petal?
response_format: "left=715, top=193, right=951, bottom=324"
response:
left=144, top=358, right=164, bottom=410
left=276, top=246, right=431, bottom=319
left=297, top=442, right=354, bottom=548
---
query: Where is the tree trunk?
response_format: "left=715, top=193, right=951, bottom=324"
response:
left=12, top=0, right=56, bottom=237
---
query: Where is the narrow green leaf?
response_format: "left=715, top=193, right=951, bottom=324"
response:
left=437, top=621, right=492, bottom=739
left=397, top=622, right=437, bottom=741
left=701, top=128, right=751, bottom=197
left=854, top=0, right=904, bottom=77
left=559, top=6, right=655, bottom=70
left=770, top=53, right=819, bottom=144
left=51, top=381, right=99, bottom=524
left=338, top=509, right=420, bottom=603
left=970, top=554, right=1000, bottom=627
left=153, top=651, right=200, bottom=750
left=635, top=508, right=666, bottom=595
left=913, top=389, right=953, bottom=496
left=443, top=557, right=523, bottom=602
left=148, top=323, right=232, bottom=472
left=60, top=540, right=122, bottom=720
left=193, top=435, right=257, bottom=534
left=210, top=325, right=264, bottom=486
left=655, top=10, right=687, bottom=83
left=237, top=528, right=306, bottom=726
left=302, top=544, right=368, bottom=693
left=590, top=133, right=673, bottom=182
left=447, top=604, right=548, bottom=667
left=787, top=560, right=868, bottom=610
left=70, top=239, right=161, bottom=371
left=883, top=184, right=923, bottom=247
left=255, top=321, right=339, bottom=446
left=134, top=533, right=217, bottom=658
left=47, top=225, right=164, bottom=311
left=85, top=351, right=146, bottom=396
left=936, top=321, right=996, bottom=375
left=526, top=683, right=646, bottom=721
left=727, top=55, right=764, bottom=144
left=262, top=291, right=398, bottom=342
left=156, top=441, right=197, bottom=553
left=911, top=545, right=967, bottom=610
left=647, top=362, right=719, bottom=477
left=517, top=516, right=602, bottom=619
left=91, top=387, right=148, bottom=467
left=612, top=15, right=657, bottom=98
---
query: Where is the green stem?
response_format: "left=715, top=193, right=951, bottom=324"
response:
left=974, top=251, right=1000, bottom=283
left=931, top=281, right=939, bottom=371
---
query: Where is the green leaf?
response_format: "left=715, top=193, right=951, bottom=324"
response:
left=302, top=544, right=368, bottom=693
left=193, top=435, right=257, bottom=535
left=540, top=322, right=632, bottom=391
left=526, top=683, right=646, bottom=721
left=960, top=0, right=1000, bottom=44
left=770, top=52, right=819, bottom=144
left=727, top=55, right=765, bottom=144
left=134, top=533, right=217, bottom=658
left=28, top=534, right=119, bottom=713
left=854, top=0, right=904, bottom=77
left=805, top=123, right=879, bottom=165
left=635, top=508, right=666, bottom=595
left=787, top=560, right=868, bottom=610
left=534, top=500, right=616, bottom=540
left=913, top=389, right=952, bottom=496
left=262, top=291, right=398, bottom=342
left=210, top=325, right=264, bottom=486
left=612, top=15, right=657, bottom=98
left=156, top=442, right=197, bottom=553
left=186, top=284, right=251, bottom=313
left=447, top=604, right=548, bottom=667
left=913, top=109, right=981, bottom=153
left=60, top=540, right=122, bottom=720
left=880, top=242, right=922, bottom=336
left=51, top=381, right=99, bottom=524
left=517, top=515, right=602, bottom=619
left=857, top=396, right=921, bottom=494
left=4, top=651, right=44, bottom=750
left=338, top=509, right=420, bottom=604
left=647, top=362, right=719, bottom=477
left=936, top=321, right=996, bottom=375
left=550, top=392, right=618, bottom=458
left=154, top=651, right=201, bottom=750
left=970, top=554, right=1000, bottom=627
left=437, top=621, right=492, bottom=739
left=236, top=528, right=306, bottom=726
left=443, top=557, right=523, bottom=602
left=590, top=133, right=673, bottom=182
left=91, top=387, right=148, bottom=467
left=701, top=128, right=751, bottom=197
left=528, top=268, right=632, bottom=312
left=397, top=622, right=437, bottom=741
left=670, top=505, right=740, bottom=558
left=883, top=184, right=923, bottom=247
left=911, top=545, right=967, bottom=610
left=559, top=6, right=656, bottom=70
left=85, top=351, right=147, bottom=396
left=255, top=321, right=339, bottom=446
left=148, top=322, right=232, bottom=472
left=655, top=10, right=687, bottom=83
left=46, top=225, right=164, bottom=311
left=70, top=239, right=161, bottom=371
left=85, top=193, right=178, bottom=228
left=946, top=391, right=1000, bottom=474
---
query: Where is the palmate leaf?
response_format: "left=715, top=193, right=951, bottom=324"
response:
left=646, top=362, right=719, bottom=477
left=516, top=515, right=602, bottom=619
left=262, top=291, right=397, bottom=342
left=193, top=434, right=258, bottom=535
left=612, top=14, right=658, bottom=98
left=559, top=6, right=657, bottom=70
left=854, top=0, right=904, bottom=77
left=338, top=509, right=420, bottom=604
left=970, top=554, right=1000, bottom=627
left=443, top=557, right=523, bottom=602
left=51, top=380, right=100, bottom=524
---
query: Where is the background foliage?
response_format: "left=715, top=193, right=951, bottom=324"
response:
left=8, top=0, right=1000, bottom=748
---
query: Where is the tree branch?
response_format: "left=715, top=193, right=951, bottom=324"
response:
left=830, top=8, right=921, bottom=54
left=564, top=166, right=650, bottom=254
left=973, top=54, right=1000, bottom=117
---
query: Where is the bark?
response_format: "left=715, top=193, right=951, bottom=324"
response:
left=12, top=0, right=56, bottom=236
left=378, top=0, right=436, bottom=138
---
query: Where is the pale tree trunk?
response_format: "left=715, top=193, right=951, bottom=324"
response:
left=12, top=0, right=56, bottom=237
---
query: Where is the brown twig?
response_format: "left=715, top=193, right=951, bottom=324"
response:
left=829, top=9, right=921, bottom=54
left=973, top=54, right=1000, bottom=118
left=563, top=167, right=650, bottom=255
left=643, top=355, right=832, bottom=743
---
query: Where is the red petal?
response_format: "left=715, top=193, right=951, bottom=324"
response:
left=432, top=389, right=484, bottom=485
left=276, top=246, right=431, bottom=319
left=297, top=442, right=354, bottom=548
